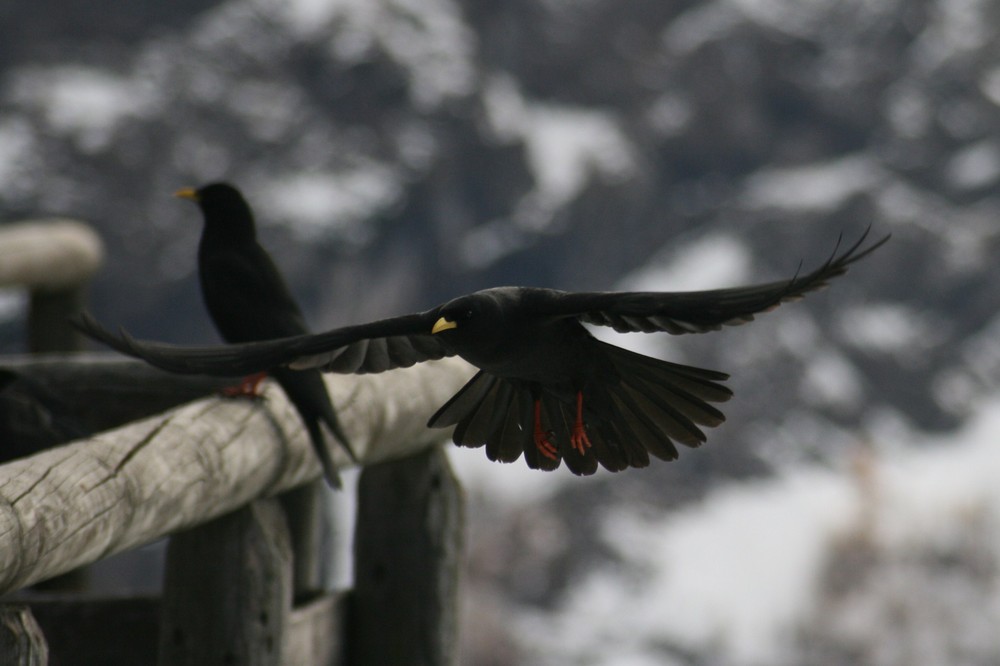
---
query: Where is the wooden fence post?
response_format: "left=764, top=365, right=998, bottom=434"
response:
left=0, top=351, right=473, bottom=665
left=27, top=286, right=87, bottom=354
left=0, top=220, right=104, bottom=592
left=0, top=606, right=48, bottom=666
left=278, top=475, right=345, bottom=628
left=279, top=480, right=332, bottom=602
left=158, top=499, right=292, bottom=666
left=349, top=445, right=464, bottom=666
left=0, top=219, right=103, bottom=355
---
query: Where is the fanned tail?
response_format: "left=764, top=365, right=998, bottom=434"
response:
left=583, top=341, right=731, bottom=467
left=427, top=343, right=732, bottom=476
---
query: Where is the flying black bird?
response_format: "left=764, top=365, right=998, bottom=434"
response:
left=78, top=229, right=887, bottom=476
left=175, top=182, right=354, bottom=487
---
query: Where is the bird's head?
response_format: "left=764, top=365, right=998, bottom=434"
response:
left=431, top=299, right=476, bottom=337
left=430, top=290, right=515, bottom=365
left=175, top=182, right=256, bottom=236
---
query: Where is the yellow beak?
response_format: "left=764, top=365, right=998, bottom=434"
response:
left=431, top=317, right=458, bottom=334
left=174, top=187, right=200, bottom=202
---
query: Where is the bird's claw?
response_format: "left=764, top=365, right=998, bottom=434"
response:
left=534, top=429, right=558, bottom=461
left=220, top=371, right=268, bottom=398
left=570, top=424, right=592, bottom=456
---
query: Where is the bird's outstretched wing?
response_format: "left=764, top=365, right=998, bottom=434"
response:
left=73, top=311, right=451, bottom=377
left=533, top=228, right=888, bottom=334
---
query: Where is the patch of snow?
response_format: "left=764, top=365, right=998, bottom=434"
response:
left=875, top=180, right=936, bottom=225
left=458, top=220, right=527, bottom=269
left=586, top=233, right=752, bottom=359
left=801, top=351, right=864, bottom=411
left=980, top=66, right=1000, bottom=108
left=644, top=92, right=694, bottom=136
left=483, top=75, right=637, bottom=228
left=837, top=303, right=945, bottom=358
left=226, top=80, right=305, bottom=142
left=724, top=0, right=896, bottom=38
left=522, top=107, right=635, bottom=222
left=953, top=312, right=1000, bottom=390
left=269, top=0, right=352, bottom=36
left=912, top=0, right=992, bottom=69
left=256, top=166, right=403, bottom=242
left=883, top=84, right=933, bottom=139
left=518, top=394, right=1000, bottom=664
left=526, top=468, right=859, bottom=665
left=944, top=140, right=1000, bottom=191
left=0, top=118, right=40, bottom=195
left=662, top=2, right=743, bottom=55
left=258, top=0, right=475, bottom=109
left=447, top=445, right=590, bottom=508
left=622, top=232, right=752, bottom=293
left=8, top=66, right=159, bottom=153
left=742, top=154, right=885, bottom=213
left=0, top=289, right=27, bottom=325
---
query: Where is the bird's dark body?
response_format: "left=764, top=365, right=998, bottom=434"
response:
left=186, top=183, right=351, bottom=486
left=423, top=287, right=734, bottom=473
left=434, top=288, right=606, bottom=384
left=78, top=227, right=888, bottom=476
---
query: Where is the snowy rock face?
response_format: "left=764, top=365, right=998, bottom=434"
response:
left=5, top=1, right=1000, bottom=664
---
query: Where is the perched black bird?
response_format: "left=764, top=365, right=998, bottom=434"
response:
left=78, top=230, right=886, bottom=476
left=175, top=182, right=354, bottom=487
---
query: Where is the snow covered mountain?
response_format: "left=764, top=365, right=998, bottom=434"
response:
left=4, top=1, right=1000, bottom=663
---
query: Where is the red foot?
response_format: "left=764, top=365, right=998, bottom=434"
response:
left=570, top=391, right=592, bottom=455
left=221, top=371, right=268, bottom=398
left=533, top=399, right=558, bottom=460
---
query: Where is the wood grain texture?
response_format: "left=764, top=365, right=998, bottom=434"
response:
left=0, top=356, right=474, bottom=595
left=349, top=446, right=464, bottom=666
left=159, top=499, right=292, bottom=666
left=0, top=354, right=232, bottom=454
left=284, top=592, right=345, bottom=666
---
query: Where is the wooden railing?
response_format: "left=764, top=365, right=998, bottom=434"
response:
left=0, top=221, right=474, bottom=665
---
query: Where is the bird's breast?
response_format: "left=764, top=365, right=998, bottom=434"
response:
left=452, top=319, right=605, bottom=386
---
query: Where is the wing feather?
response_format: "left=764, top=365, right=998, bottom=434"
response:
left=73, top=311, right=449, bottom=377
left=530, top=228, right=888, bottom=335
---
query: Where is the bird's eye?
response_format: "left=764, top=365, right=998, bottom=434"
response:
left=446, top=306, right=473, bottom=322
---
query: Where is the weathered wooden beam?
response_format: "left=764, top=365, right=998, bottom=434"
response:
left=3, top=591, right=346, bottom=665
left=0, top=356, right=474, bottom=595
left=3, top=220, right=103, bottom=590
left=349, top=446, right=464, bottom=666
left=0, top=358, right=337, bottom=595
left=284, top=593, right=345, bottom=666
left=0, top=354, right=232, bottom=460
left=279, top=480, right=332, bottom=602
left=11, top=595, right=159, bottom=665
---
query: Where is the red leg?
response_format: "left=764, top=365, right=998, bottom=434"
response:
left=533, top=399, right=558, bottom=460
left=221, top=371, right=268, bottom=398
left=570, top=390, right=592, bottom=455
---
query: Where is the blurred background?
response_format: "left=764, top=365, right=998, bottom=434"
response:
left=3, top=0, right=1000, bottom=664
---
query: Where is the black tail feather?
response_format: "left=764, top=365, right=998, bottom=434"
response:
left=492, top=388, right=530, bottom=464
left=272, top=367, right=353, bottom=488
left=302, top=418, right=342, bottom=489
left=427, top=371, right=496, bottom=428
left=427, top=343, right=731, bottom=475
